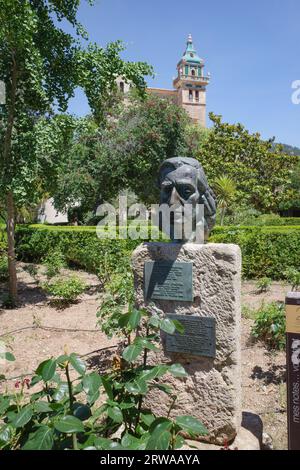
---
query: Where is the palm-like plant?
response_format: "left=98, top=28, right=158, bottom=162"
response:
left=213, top=175, right=237, bottom=225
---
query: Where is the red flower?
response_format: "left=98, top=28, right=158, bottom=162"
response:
left=14, top=381, right=21, bottom=389
left=22, top=378, right=30, bottom=388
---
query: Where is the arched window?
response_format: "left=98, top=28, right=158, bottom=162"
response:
left=191, top=69, right=195, bottom=76
left=195, top=90, right=199, bottom=101
left=120, top=81, right=125, bottom=93
left=189, top=90, right=193, bottom=101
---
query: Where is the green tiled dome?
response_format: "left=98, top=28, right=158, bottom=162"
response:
left=182, top=34, right=203, bottom=64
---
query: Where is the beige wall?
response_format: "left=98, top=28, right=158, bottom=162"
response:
left=147, top=86, right=206, bottom=127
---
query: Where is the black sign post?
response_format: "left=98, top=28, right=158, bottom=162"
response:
left=286, top=292, right=300, bottom=450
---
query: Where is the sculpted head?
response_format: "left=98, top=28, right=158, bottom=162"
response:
left=158, top=156, right=217, bottom=242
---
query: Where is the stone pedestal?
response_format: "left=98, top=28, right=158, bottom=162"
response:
left=132, top=242, right=242, bottom=445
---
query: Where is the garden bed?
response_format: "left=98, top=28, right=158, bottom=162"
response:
left=0, top=263, right=289, bottom=449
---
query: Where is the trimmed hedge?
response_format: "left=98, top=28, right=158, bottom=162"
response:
left=210, top=226, right=300, bottom=279
left=14, top=224, right=300, bottom=281
left=16, top=226, right=140, bottom=278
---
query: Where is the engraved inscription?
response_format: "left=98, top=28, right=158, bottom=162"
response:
left=144, top=261, right=193, bottom=301
left=165, top=314, right=216, bottom=358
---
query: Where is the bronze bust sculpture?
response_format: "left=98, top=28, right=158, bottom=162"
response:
left=158, top=156, right=217, bottom=242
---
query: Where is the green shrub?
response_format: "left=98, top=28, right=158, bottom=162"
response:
left=15, top=224, right=300, bottom=281
left=43, top=250, right=66, bottom=278
left=210, top=226, right=300, bottom=279
left=43, top=276, right=86, bottom=303
left=255, top=277, right=272, bottom=293
left=0, top=255, right=8, bottom=282
left=283, top=267, right=300, bottom=291
left=251, top=302, right=286, bottom=350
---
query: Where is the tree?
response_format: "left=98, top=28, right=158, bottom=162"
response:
left=0, top=0, right=152, bottom=305
left=194, top=113, right=299, bottom=213
left=53, top=94, right=189, bottom=214
left=213, top=175, right=236, bottom=225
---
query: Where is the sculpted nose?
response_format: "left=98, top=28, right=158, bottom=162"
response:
left=169, top=187, right=180, bottom=205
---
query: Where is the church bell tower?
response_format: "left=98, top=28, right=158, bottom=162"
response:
left=173, top=34, right=210, bottom=127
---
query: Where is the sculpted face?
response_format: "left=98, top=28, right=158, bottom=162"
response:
left=160, top=165, right=200, bottom=224
left=158, top=156, right=217, bottom=243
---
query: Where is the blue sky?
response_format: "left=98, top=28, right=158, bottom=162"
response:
left=67, top=0, right=300, bottom=147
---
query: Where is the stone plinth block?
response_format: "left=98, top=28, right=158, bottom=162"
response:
left=131, top=242, right=242, bottom=445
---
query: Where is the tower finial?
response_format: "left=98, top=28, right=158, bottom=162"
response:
left=187, top=33, right=193, bottom=43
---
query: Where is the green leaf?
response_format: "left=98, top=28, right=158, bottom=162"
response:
left=101, top=376, right=114, bottom=400
left=128, top=309, right=142, bottom=329
left=22, top=426, right=54, bottom=450
left=0, top=425, right=13, bottom=446
left=174, top=434, right=186, bottom=449
left=83, top=372, right=102, bottom=404
left=0, top=398, right=10, bottom=415
left=107, top=406, right=123, bottom=423
left=52, top=382, right=69, bottom=401
left=160, top=318, right=176, bottom=334
left=94, top=437, right=124, bottom=450
left=30, top=375, right=42, bottom=386
left=146, top=418, right=172, bottom=450
left=172, top=319, right=185, bottom=334
left=56, top=354, right=70, bottom=365
left=0, top=352, right=15, bottom=362
left=12, top=405, right=33, bottom=428
left=121, top=432, right=146, bottom=450
left=36, top=359, right=56, bottom=382
left=118, top=312, right=131, bottom=328
left=175, top=416, right=208, bottom=436
left=140, top=412, right=155, bottom=427
left=125, top=378, right=148, bottom=395
left=148, top=315, right=160, bottom=328
left=34, top=401, right=53, bottom=413
left=122, top=342, right=143, bottom=362
left=169, top=363, right=187, bottom=377
left=140, top=365, right=168, bottom=382
left=69, top=353, right=86, bottom=375
left=54, top=415, right=85, bottom=434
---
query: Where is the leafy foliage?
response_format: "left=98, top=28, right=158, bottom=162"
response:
left=53, top=94, right=189, bottom=213
left=0, top=0, right=152, bottom=304
left=255, top=277, right=272, bottom=293
left=0, top=254, right=8, bottom=281
left=42, top=276, right=86, bottom=303
left=43, top=250, right=66, bottom=278
left=0, top=310, right=207, bottom=450
left=251, top=302, right=286, bottom=350
left=283, top=267, right=300, bottom=291
left=210, top=226, right=300, bottom=279
left=194, top=114, right=299, bottom=213
left=213, top=175, right=236, bottom=225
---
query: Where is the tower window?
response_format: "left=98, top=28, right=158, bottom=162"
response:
left=195, top=91, right=199, bottom=101
left=189, top=90, right=193, bottom=101
left=191, top=69, right=195, bottom=76
left=119, top=81, right=125, bottom=93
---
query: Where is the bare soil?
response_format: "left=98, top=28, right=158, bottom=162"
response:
left=0, top=264, right=290, bottom=449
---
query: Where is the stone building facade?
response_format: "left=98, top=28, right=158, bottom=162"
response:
left=149, top=34, right=210, bottom=127
left=119, top=35, right=210, bottom=127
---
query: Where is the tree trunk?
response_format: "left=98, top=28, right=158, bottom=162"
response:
left=6, top=191, right=18, bottom=304
left=3, top=52, right=18, bottom=305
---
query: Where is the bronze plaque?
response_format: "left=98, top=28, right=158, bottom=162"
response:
left=165, top=314, right=216, bottom=358
left=144, top=261, right=193, bottom=302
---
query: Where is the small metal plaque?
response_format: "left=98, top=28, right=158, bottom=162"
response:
left=144, top=261, right=193, bottom=302
left=165, top=314, right=216, bottom=358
